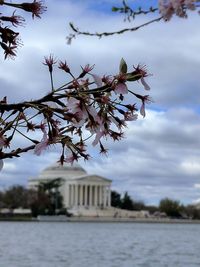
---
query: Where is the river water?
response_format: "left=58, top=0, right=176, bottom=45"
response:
left=0, top=222, right=200, bottom=267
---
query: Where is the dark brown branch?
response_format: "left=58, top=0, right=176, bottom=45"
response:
left=0, top=144, right=36, bottom=159
left=0, top=84, right=111, bottom=113
left=0, top=92, right=54, bottom=112
left=112, top=1, right=158, bottom=21
left=68, top=17, right=162, bottom=40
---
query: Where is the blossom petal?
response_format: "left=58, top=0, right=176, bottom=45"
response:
left=92, top=131, right=104, bottom=146
left=141, top=77, right=150, bottom=90
left=91, top=74, right=102, bottom=87
left=115, top=82, right=128, bottom=95
left=140, top=103, right=146, bottom=117
left=34, top=132, right=48, bottom=156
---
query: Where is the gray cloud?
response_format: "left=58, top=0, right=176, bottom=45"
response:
left=85, top=109, right=200, bottom=204
left=0, top=1, right=200, bottom=205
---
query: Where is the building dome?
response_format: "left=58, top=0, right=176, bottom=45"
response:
left=38, top=162, right=87, bottom=180
left=42, top=162, right=86, bottom=173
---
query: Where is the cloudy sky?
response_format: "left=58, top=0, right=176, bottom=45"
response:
left=0, top=0, right=200, bottom=205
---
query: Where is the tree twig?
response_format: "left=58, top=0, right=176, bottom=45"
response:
left=67, top=17, right=163, bottom=44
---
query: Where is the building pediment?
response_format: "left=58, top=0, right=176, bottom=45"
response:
left=75, top=175, right=111, bottom=183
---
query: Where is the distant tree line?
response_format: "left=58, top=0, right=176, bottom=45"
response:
left=111, top=191, right=145, bottom=211
left=0, top=180, right=65, bottom=217
left=158, top=198, right=200, bottom=220
left=111, top=191, right=200, bottom=220
left=1, top=185, right=200, bottom=219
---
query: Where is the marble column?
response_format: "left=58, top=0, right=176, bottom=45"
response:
left=68, top=184, right=71, bottom=206
left=75, top=184, right=78, bottom=206
left=97, top=186, right=99, bottom=206
left=71, top=184, right=74, bottom=206
left=99, top=185, right=103, bottom=207
left=65, top=184, right=69, bottom=207
left=89, top=185, right=92, bottom=206
left=94, top=185, right=98, bottom=207
left=103, top=186, right=107, bottom=207
left=85, top=184, right=88, bottom=206
left=108, top=186, right=111, bottom=207
left=80, top=185, right=83, bottom=206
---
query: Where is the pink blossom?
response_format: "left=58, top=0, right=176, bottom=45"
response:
left=109, top=130, right=124, bottom=141
left=91, top=74, right=102, bottom=87
left=39, top=121, right=47, bottom=133
left=115, top=82, right=128, bottom=95
left=49, top=119, right=60, bottom=141
left=159, top=1, right=174, bottom=20
left=102, top=75, right=113, bottom=86
left=132, top=64, right=151, bottom=90
left=43, top=54, right=57, bottom=73
left=0, top=11, right=25, bottom=27
left=87, top=105, right=98, bottom=119
left=21, top=1, right=47, bottom=19
left=82, top=64, right=95, bottom=73
left=159, top=0, right=196, bottom=20
left=92, top=130, right=105, bottom=146
left=65, top=154, right=74, bottom=164
left=140, top=103, right=146, bottom=117
left=67, top=97, right=88, bottom=128
left=71, top=116, right=86, bottom=128
left=66, top=98, right=88, bottom=127
left=124, top=112, right=138, bottom=121
left=75, top=109, right=88, bottom=125
left=67, top=97, right=102, bottom=129
left=65, top=152, right=80, bottom=165
left=66, top=97, right=81, bottom=115
left=114, top=73, right=128, bottom=94
left=0, top=135, right=6, bottom=148
left=141, top=77, right=150, bottom=91
left=87, top=114, right=107, bottom=136
left=140, top=95, right=152, bottom=118
left=58, top=60, right=70, bottom=73
left=34, top=131, right=49, bottom=155
left=66, top=102, right=88, bottom=128
left=79, top=79, right=89, bottom=87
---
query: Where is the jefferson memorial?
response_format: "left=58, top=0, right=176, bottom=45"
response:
left=28, top=162, right=150, bottom=218
left=28, top=162, right=112, bottom=210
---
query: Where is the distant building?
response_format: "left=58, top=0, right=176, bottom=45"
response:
left=28, top=162, right=150, bottom=219
left=28, top=162, right=112, bottom=210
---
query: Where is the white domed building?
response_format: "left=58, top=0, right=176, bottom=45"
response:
left=28, top=162, right=112, bottom=215
left=28, top=162, right=151, bottom=219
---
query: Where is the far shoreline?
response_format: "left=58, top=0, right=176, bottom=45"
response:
left=1, top=216, right=200, bottom=224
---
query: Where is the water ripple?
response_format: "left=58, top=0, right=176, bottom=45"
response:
left=0, top=222, right=200, bottom=267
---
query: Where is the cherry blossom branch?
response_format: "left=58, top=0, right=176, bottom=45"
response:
left=0, top=1, right=156, bottom=168
left=0, top=58, right=153, bottom=164
left=0, top=145, right=36, bottom=159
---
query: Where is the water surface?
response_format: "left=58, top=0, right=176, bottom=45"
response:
left=0, top=222, right=200, bottom=267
